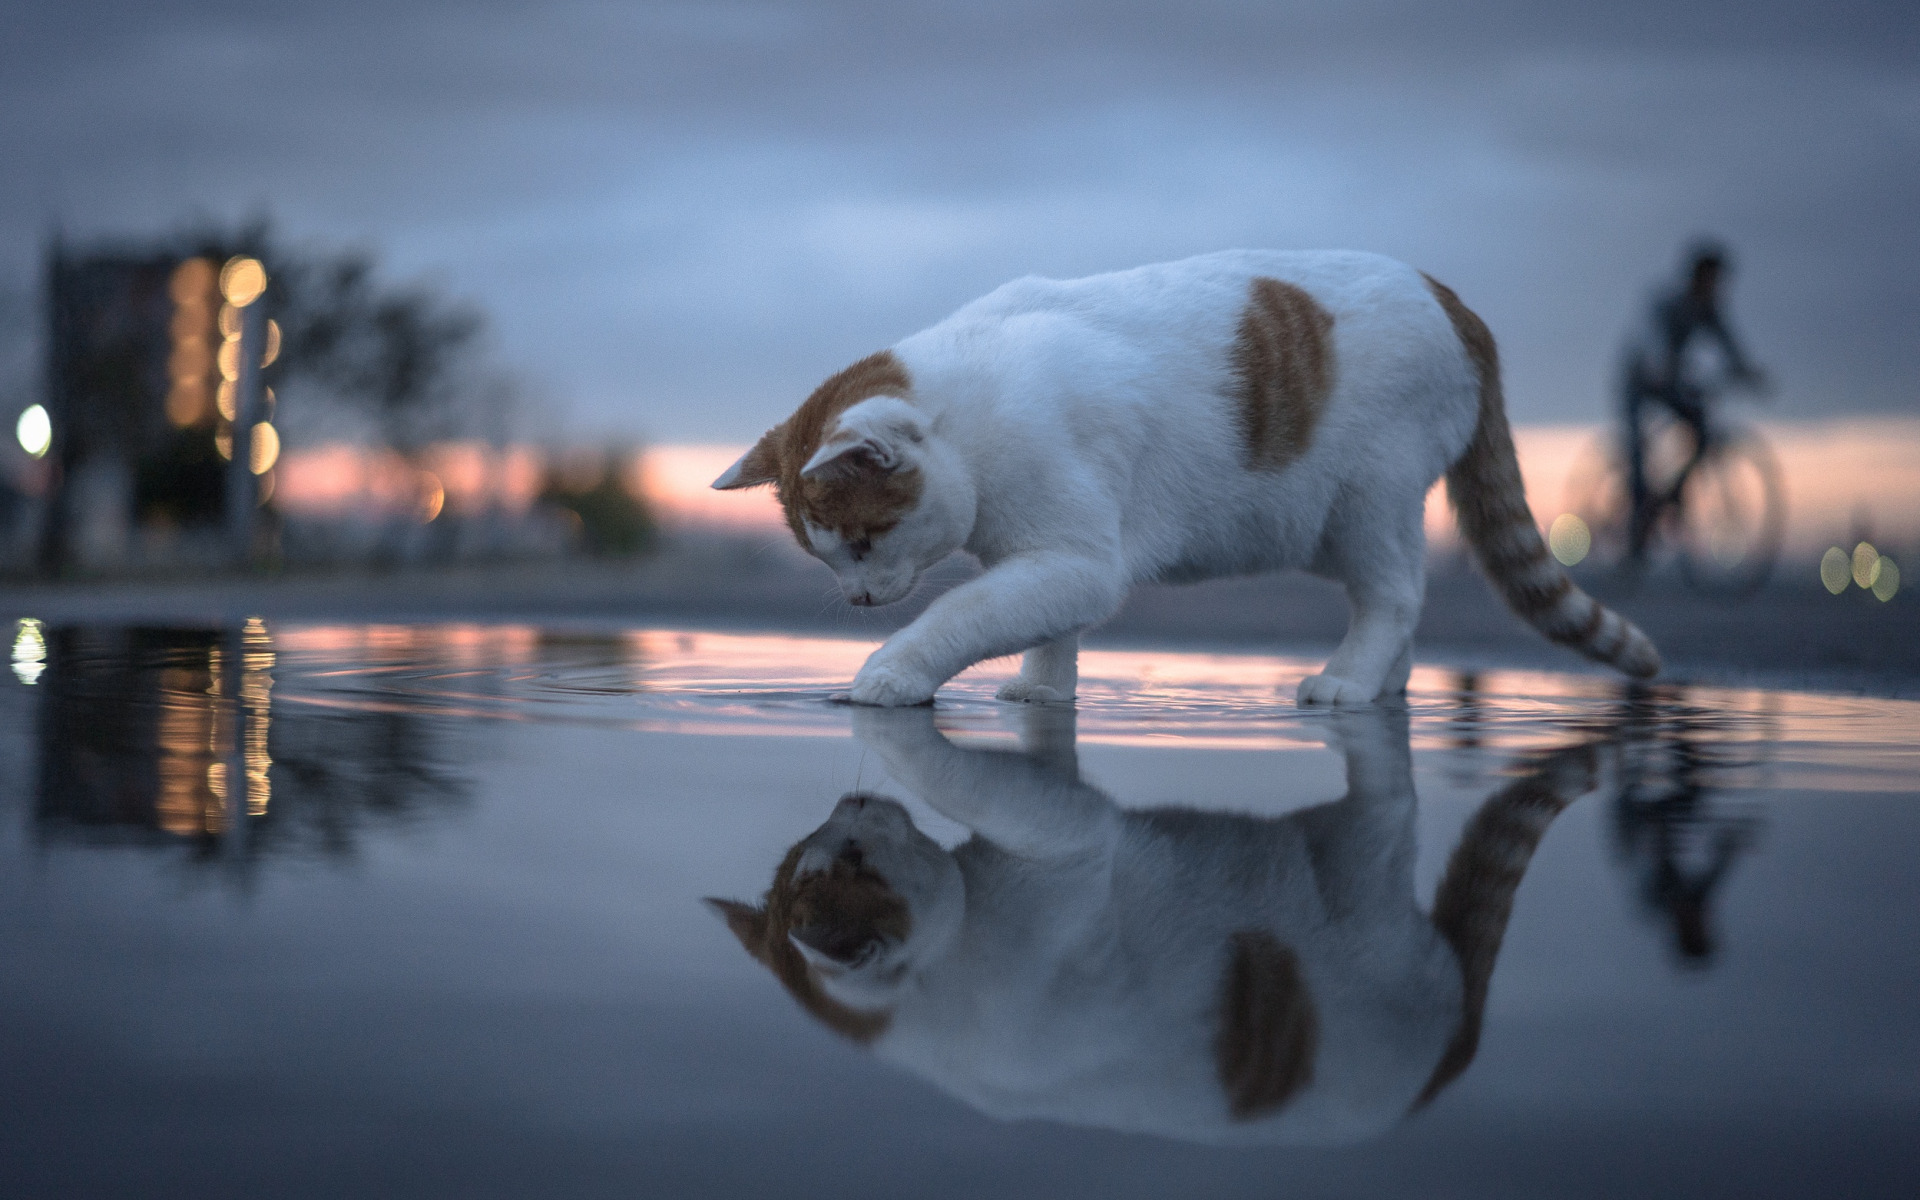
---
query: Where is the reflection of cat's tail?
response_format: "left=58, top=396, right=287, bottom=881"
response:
left=1425, top=276, right=1661, bottom=679
left=1414, top=744, right=1598, bottom=1109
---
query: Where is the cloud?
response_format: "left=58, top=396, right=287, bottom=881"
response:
left=3, top=1, right=1916, bottom=439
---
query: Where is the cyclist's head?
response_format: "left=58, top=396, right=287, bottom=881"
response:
left=1683, top=238, right=1730, bottom=296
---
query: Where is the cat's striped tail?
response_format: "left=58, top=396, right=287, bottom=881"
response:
left=1414, top=741, right=1598, bottom=1107
left=1424, top=276, right=1661, bottom=679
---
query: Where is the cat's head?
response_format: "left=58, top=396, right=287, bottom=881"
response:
left=712, top=352, right=975, bottom=607
left=707, top=792, right=965, bottom=1040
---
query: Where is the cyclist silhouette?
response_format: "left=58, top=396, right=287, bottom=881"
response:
left=1620, top=241, right=1768, bottom=557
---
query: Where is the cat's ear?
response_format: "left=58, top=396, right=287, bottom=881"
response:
left=711, top=432, right=782, bottom=490
left=800, top=399, right=928, bottom=479
left=704, top=897, right=771, bottom=961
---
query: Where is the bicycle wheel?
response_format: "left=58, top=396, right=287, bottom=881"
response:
left=1561, top=420, right=1697, bottom=582
left=1560, top=434, right=1635, bottom=574
left=1674, top=429, right=1785, bottom=597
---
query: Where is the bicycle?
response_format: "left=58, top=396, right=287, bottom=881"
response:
left=1561, top=377, right=1785, bottom=597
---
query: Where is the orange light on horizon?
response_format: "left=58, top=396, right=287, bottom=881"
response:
left=263, top=418, right=1920, bottom=562
left=649, top=422, right=1920, bottom=555
left=275, top=441, right=549, bottom=519
left=641, top=444, right=784, bottom=535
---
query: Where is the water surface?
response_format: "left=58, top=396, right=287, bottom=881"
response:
left=2, top=621, right=1915, bottom=1197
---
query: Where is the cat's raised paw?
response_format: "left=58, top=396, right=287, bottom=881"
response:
left=1295, top=673, right=1375, bottom=706
left=995, top=680, right=1071, bottom=704
left=849, top=663, right=939, bottom=707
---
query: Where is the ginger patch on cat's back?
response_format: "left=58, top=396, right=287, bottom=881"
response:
left=1230, top=277, right=1337, bottom=471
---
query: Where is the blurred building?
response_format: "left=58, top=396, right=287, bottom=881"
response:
left=26, top=238, right=653, bottom=575
left=39, top=245, right=248, bottom=572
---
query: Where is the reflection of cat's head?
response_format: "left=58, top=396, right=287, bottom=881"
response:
left=707, top=793, right=965, bottom=1040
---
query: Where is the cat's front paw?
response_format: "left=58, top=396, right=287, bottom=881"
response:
left=995, top=679, right=1072, bottom=704
left=848, top=662, right=939, bottom=707
left=1295, top=673, right=1376, bottom=706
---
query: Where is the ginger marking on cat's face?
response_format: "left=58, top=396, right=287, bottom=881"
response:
left=708, top=791, right=966, bottom=1042
left=707, top=833, right=901, bottom=1043
left=1232, top=277, right=1337, bottom=470
left=1215, top=929, right=1319, bottom=1118
left=712, top=350, right=924, bottom=546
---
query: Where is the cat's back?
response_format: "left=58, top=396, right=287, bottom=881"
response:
left=932, top=249, right=1423, bottom=346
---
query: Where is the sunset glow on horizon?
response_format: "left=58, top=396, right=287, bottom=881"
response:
left=261, top=418, right=1920, bottom=561
left=643, top=419, right=1920, bottom=558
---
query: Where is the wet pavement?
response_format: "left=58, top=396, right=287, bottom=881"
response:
left=2, top=620, right=1916, bottom=1197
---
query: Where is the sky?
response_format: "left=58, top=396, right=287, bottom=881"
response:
left=2, top=1, right=1915, bottom=444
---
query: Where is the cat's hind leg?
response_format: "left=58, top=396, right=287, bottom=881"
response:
left=996, top=634, right=1079, bottom=703
left=1297, top=502, right=1426, bottom=706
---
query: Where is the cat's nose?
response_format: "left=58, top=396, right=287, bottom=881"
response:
left=850, top=591, right=874, bottom=606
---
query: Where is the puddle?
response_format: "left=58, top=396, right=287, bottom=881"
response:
left=2, top=620, right=1916, bottom=1197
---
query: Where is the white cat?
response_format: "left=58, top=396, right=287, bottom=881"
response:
left=709, top=705, right=1599, bottom=1144
left=714, top=250, right=1659, bottom=705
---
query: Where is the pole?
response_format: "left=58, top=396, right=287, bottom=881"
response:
left=226, top=298, right=265, bottom=566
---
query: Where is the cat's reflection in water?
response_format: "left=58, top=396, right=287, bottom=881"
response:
left=710, top=706, right=1596, bottom=1145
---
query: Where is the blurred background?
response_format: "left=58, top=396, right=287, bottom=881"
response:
left=1, top=1, right=1914, bottom=600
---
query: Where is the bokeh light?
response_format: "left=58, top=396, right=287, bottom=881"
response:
left=169, top=258, right=216, bottom=304
left=261, top=319, right=282, bottom=367
left=1549, top=513, right=1591, bottom=566
left=1852, top=542, right=1881, bottom=589
left=217, top=339, right=243, bottom=381
left=11, top=618, right=46, bottom=686
left=250, top=422, right=281, bottom=475
left=1820, top=547, right=1851, bottom=594
left=1872, top=558, right=1901, bottom=602
left=169, top=339, right=212, bottom=384
left=218, top=303, right=243, bottom=339
left=219, top=257, right=267, bottom=307
left=418, top=470, right=446, bottom=522
left=165, top=382, right=209, bottom=427
left=216, top=380, right=238, bottom=421
left=214, top=425, right=233, bottom=461
left=16, top=404, right=52, bottom=457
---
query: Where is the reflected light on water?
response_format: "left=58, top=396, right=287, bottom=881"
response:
left=242, top=618, right=275, bottom=817
left=11, top=618, right=46, bottom=685
left=260, top=624, right=1919, bottom=781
